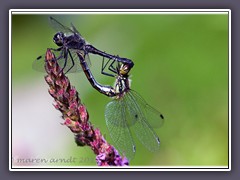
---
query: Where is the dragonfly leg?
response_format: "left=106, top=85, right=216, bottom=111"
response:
left=47, top=47, right=64, bottom=62
left=108, top=58, right=118, bottom=74
left=64, top=49, right=75, bottom=74
left=101, top=56, right=115, bottom=77
left=58, top=50, right=68, bottom=74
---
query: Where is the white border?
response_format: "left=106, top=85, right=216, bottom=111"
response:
left=9, top=9, right=231, bottom=171
left=11, top=9, right=229, bottom=15
left=11, top=166, right=228, bottom=171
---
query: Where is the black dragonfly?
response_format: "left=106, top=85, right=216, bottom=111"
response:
left=33, top=17, right=133, bottom=76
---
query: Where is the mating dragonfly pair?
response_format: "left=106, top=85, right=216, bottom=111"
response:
left=33, top=17, right=164, bottom=160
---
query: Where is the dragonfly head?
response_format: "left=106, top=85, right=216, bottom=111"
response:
left=118, top=63, right=132, bottom=77
left=53, top=32, right=64, bottom=46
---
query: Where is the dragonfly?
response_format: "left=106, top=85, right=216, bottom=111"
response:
left=33, top=16, right=133, bottom=76
left=76, top=50, right=164, bottom=160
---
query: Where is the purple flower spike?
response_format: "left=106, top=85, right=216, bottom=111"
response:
left=44, top=49, right=129, bottom=166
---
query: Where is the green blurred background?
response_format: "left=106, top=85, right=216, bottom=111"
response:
left=12, top=13, right=228, bottom=167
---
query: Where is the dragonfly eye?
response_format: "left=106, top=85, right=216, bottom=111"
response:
left=53, top=32, right=64, bottom=46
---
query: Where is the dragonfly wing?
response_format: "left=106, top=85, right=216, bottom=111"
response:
left=49, top=16, right=74, bottom=35
left=124, top=90, right=162, bottom=152
left=32, top=49, right=63, bottom=72
left=70, top=23, right=82, bottom=36
left=33, top=49, right=92, bottom=74
left=130, top=90, right=164, bottom=128
left=59, top=49, right=83, bottom=73
left=105, top=100, right=136, bottom=160
left=32, top=54, right=46, bottom=72
left=62, top=49, right=91, bottom=73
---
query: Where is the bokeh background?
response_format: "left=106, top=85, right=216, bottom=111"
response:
left=11, top=13, right=229, bottom=167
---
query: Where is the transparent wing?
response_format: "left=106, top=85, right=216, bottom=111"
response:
left=105, top=100, right=136, bottom=160
left=32, top=53, right=47, bottom=72
left=49, top=16, right=75, bottom=35
left=130, top=90, right=164, bottom=128
left=124, top=90, right=164, bottom=152
left=32, top=49, right=91, bottom=73
left=57, top=49, right=91, bottom=74
left=70, top=23, right=82, bottom=36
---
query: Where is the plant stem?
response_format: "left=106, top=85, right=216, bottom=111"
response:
left=44, top=49, right=128, bottom=166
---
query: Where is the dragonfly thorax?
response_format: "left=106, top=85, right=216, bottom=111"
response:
left=114, top=76, right=130, bottom=98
